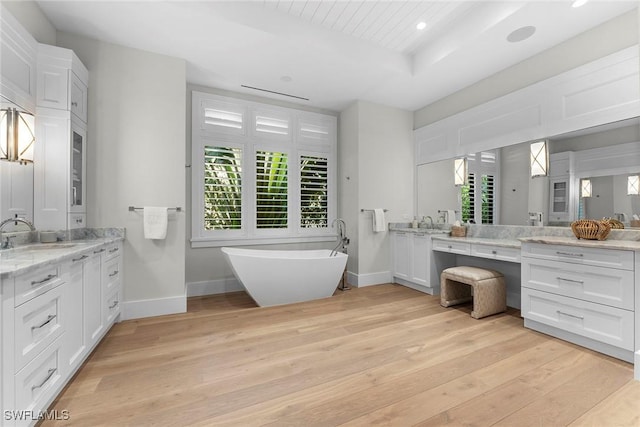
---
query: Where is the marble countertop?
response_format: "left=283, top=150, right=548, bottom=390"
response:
left=0, top=237, right=124, bottom=278
left=519, top=236, right=640, bottom=251
left=431, top=235, right=521, bottom=249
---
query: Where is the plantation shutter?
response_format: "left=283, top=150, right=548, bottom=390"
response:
left=256, top=151, right=288, bottom=229
left=462, top=173, right=476, bottom=223
left=481, top=174, right=495, bottom=224
left=203, top=146, right=242, bottom=230
left=300, top=155, right=328, bottom=228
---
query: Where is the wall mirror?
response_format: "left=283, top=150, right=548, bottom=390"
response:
left=416, top=117, right=640, bottom=226
left=0, top=98, right=34, bottom=229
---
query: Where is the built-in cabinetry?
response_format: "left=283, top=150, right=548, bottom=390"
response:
left=415, top=47, right=639, bottom=164
left=1, top=240, right=122, bottom=426
left=548, top=152, right=575, bottom=223
left=0, top=5, right=37, bottom=113
left=521, top=242, right=634, bottom=362
left=391, top=231, right=455, bottom=294
left=34, top=44, right=89, bottom=230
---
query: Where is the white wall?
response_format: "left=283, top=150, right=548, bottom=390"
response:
left=500, top=144, right=530, bottom=226
left=414, top=10, right=638, bottom=128
left=2, top=0, right=56, bottom=45
left=55, top=32, right=187, bottom=318
left=416, top=159, right=457, bottom=222
left=339, top=101, right=413, bottom=284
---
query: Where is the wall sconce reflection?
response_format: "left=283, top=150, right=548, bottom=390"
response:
left=454, top=157, right=467, bottom=186
left=580, top=179, right=592, bottom=198
left=530, top=140, right=548, bottom=177
left=628, top=175, right=639, bottom=196
left=1, top=107, right=35, bottom=164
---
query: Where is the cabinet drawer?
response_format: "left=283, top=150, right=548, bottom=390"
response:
left=521, top=288, right=634, bottom=351
left=105, top=287, right=121, bottom=326
left=14, top=284, right=65, bottom=372
left=15, top=265, right=64, bottom=307
left=432, top=239, right=470, bottom=255
left=470, top=244, right=521, bottom=263
left=15, top=335, right=65, bottom=415
left=522, top=258, right=634, bottom=310
left=102, top=256, right=121, bottom=295
left=103, top=242, right=122, bottom=261
left=521, top=242, right=633, bottom=270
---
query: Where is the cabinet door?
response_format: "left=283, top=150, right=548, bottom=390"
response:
left=83, top=253, right=103, bottom=347
left=36, top=63, right=69, bottom=110
left=33, top=109, right=69, bottom=230
left=392, top=232, right=410, bottom=281
left=69, top=118, right=86, bottom=215
left=70, top=72, right=88, bottom=123
left=410, top=234, right=429, bottom=286
left=548, top=176, right=572, bottom=222
left=62, top=260, right=85, bottom=373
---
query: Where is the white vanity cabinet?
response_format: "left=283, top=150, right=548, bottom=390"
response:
left=1, top=264, right=67, bottom=427
left=1, top=240, right=123, bottom=426
left=521, top=242, right=635, bottom=362
left=34, top=45, right=88, bottom=231
left=391, top=231, right=454, bottom=294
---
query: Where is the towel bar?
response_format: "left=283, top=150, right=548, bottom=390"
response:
left=128, top=206, right=182, bottom=212
left=360, top=209, right=388, bottom=213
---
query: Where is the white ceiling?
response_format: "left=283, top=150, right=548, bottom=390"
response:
left=36, top=1, right=638, bottom=112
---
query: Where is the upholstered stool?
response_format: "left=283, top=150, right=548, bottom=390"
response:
left=440, top=266, right=506, bottom=319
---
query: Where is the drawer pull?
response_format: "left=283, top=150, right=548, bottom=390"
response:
left=448, top=245, right=452, bottom=249
left=557, top=310, right=584, bottom=320
left=32, top=368, right=57, bottom=391
left=93, top=248, right=106, bottom=254
left=109, top=270, right=119, bottom=277
left=557, top=277, right=584, bottom=284
left=491, top=250, right=497, bottom=255
left=415, top=233, right=425, bottom=237
left=31, top=274, right=57, bottom=286
left=109, top=300, right=119, bottom=309
left=72, top=255, right=88, bottom=262
left=109, top=247, right=119, bottom=254
left=31, top=314, right=57, bottom=331
left=556, top=251, right=584, bottom=257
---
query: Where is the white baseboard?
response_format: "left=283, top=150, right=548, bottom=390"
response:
left=187, top=278, right=243, bottom=297
left=347, top=270, right=392, bottom=288
left=122, top=295, right=187, bottom=320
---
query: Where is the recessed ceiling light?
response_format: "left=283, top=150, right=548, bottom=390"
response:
left=506, top=26, right=536, bottom=43
left=280, top=75, right=292, bottom=83
left=416, top=22, right=427, bottom=31
left=572, top=0, right=589, bottom=8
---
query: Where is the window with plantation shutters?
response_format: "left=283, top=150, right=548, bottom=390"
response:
left=460, top=150, right=499, bottom=224
left=192, top=92, right=337, bottom=247
left=203, top=146, right=242, bottom=230
left=300, top=155, right=328, bottom=228
left=256, top=151, right=288, bottom=229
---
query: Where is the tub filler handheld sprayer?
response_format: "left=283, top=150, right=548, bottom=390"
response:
left=331, top=218, right=350, bottom=291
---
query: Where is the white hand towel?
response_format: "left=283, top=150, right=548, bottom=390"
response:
left=144, top=207, right=168, bottom=240
left=447, top=209, right=456, bottom=224
left=373, top=209, right=386, bottom=232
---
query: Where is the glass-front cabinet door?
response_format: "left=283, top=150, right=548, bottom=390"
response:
left=70, top=118, right=86, bottom=213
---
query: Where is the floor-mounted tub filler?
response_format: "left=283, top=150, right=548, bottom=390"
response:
left=221, top=247, right=348, bottom=307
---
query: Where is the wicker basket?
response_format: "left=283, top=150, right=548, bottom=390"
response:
left=570, top=219, right=611, bottom=241
left=450, top=225, right=467, bottom=237
left=602, top=218, right=624, bottom=229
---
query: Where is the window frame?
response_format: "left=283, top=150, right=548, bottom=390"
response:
left=191, top=92, right=337, bottom=247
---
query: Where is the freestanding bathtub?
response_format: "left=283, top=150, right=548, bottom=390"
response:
left=221, top=247, right=348, bottom=307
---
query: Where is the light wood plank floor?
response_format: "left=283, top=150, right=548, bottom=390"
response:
left=44, top=284, right=640, bottom=426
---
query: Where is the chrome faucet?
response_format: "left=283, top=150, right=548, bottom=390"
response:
left=0, top=216, right=36, bottom=249
left=330, top=218, right=349, bottom=257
